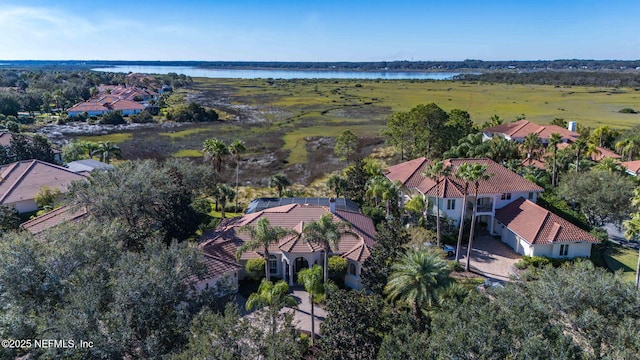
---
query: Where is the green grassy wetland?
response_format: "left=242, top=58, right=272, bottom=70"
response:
left=75, top=77, right=640, bottom=184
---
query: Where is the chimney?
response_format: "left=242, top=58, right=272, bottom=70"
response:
left=329, top=198, right=336, bottom=213
left=567, top=121, right=577, bottom=132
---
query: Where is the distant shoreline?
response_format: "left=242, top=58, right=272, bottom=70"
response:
left=1, top=59, right=640, bottom=73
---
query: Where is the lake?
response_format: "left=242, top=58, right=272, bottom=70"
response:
left=91, top=65, right=460, bottom=80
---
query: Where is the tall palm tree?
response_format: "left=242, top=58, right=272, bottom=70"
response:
left=228, top=139, right=246, bottom=211
left=202, top=138, right=229, bottom=173
left=464, top=164, right=491, bottom=272
left=624, top=187, right=640, bottom=289
left=296, top=265, right=324, bottom=345
left=301, top=213, right=356, bottom=283
left=521, top=133, right=543, bottom=166
left=548, top=133, right=562, bottom=187
left=365, top=176, right=399, bottom=217
left=91, top=141, right=122, bottom=164
left=616, top=137, right=640, bottom=161
left=326, top=174, right=347, bottom=198
left=236, top=218, right=298, bottom=281
left=572, top=138, right=588, bottom=172
left=245, top=279, right=298, bottom=336
left=269, top=173, right=291, bottom=198
left=454, top=163, right=473, bottom=263
left=422, top=160, right=452, bottom=246
left=385, top=248, right=450, bottom=333
left=214, top=184, right=235, bottom=218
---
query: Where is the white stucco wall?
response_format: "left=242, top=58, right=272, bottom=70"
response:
left=344, top=261, right=363, bottom=290
left=195, top=271, right=239, bottom=296
left=10, top=199, right=38, bottom=214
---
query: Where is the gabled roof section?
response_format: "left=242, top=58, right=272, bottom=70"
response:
left=621, top=160, right=640, bottom=175
left=483, top=119, right=579, bottom=142
left=198, top=204, right=378, bottom=278
left=495, top=197, right=599, bottom=245
left=386, top=157, right=543, bottom=197
left=0, top=160, right=86, bottom=205
left=20, top=205, right=88, bottom=234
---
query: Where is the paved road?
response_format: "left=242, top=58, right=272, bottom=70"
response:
left=457, top=234, right=521, bottom=281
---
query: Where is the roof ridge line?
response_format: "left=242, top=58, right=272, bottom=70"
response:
left=0, top=160, right=37, bottom=203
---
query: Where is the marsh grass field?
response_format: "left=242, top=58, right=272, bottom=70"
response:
left=76, top=78, right=640, bottom=184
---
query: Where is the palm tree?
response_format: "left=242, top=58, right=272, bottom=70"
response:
left=454, top=163, right=473, bottom=263
left=521, top=133, right=543, bottom=166
left=615, top=137, right=640, bottom=161
left=301, top=213, right=356, bottom=283
left=296, top=265, right=324, bottom=345
left=326, top=174, right=347, bottom=197
left=594, top=157, right=624, bottom=174
left=385, top=248, right=450, bottom=333
left=91, top=141, right=122, bottom=164
left=572, top=139, right=588, bottom=172
left=548, top=133, right=562, bottom=187
left=422, top=160, right=452, bottom=246
left=464, top=164, right=491, bottom=272
left=269, top=173, right=291, bottom=198
left=245, top=279, right=298, bottom=336
left=214, top=184, right=235, bottom=218
left=624, top=187, right=640, bottom=289
left=228, top=139, right=246, bottom=211
left=366, top=176, right=399, bottom=217
left=236, top=218, right=298, bottom=281
left=202, top=138, right=229, bottom=173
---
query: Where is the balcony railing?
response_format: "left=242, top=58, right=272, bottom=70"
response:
left=476, top=204, right=493, bottom=213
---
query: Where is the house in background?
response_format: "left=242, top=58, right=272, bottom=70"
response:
left=245, top=197, right=360, bottom=214
left=385, top=157, right=596, bottom=258
left=66, top=159, right=114, bottom=174
left=198, top=202, right=377, bottom=291
left=0, top=131, right=63, bottom=164
left=20, top=205, right=88, bottom=235
left=0, top=160, right=85, bottom=213
left=482, top=119, right=579, bottom=144
left=483, top=119, right=620, bottom=163
left=619, top=160, right=640, bottom=176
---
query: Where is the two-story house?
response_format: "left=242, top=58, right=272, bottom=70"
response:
left=386, top=157, right=598, bottom=258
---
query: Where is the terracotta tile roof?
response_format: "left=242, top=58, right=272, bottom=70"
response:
left=495, top=197, right=599, bottom=245
left=20, top=205, right=88, bottom=234
left=386, top=157, right=543, bottom=197
left=483, top=119, right=579, bottom=142
left=67, top=101, right=109, bottom=113
left=108, top=99, right=145, bottom=111
left=198, top=204, right=377, bottom=279
left=0, top=132, right=12, bottom=147
left=621, top=160, right=640, bottom=175
left=521, top=158, right=547, bottom=170
left=0, top=160, right=86, bottom=206
left=556, top=142, right=621, bottom=161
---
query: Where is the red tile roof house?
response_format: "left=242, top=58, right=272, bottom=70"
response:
left=67, top=96, right=145, bottom=117
left=197, top=202, right=377, bottom=292
left=621, top=160, right=640, bottom=176
left=385, top=157, right=597, bottom=258
left=483, top=119, right=619, bottom=163
left=0, top=160, right=86, bottom=214
left=20, top=204, right=88, bottom=235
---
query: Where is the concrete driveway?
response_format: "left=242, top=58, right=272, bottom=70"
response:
left=457, top=234, right=521, bottom=281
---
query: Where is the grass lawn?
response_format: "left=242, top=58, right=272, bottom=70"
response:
left=78, top=132, right=133, bottom=143
left=604, top=244, right=638, bottom=283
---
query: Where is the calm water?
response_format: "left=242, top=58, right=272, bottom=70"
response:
left=91, top=65, right=460, bottom=80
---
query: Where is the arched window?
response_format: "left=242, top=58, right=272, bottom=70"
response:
left=348, top=262, right=357, bottom=276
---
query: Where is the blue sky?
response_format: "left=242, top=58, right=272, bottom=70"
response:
left=1, top=0, right=638, bottom=61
